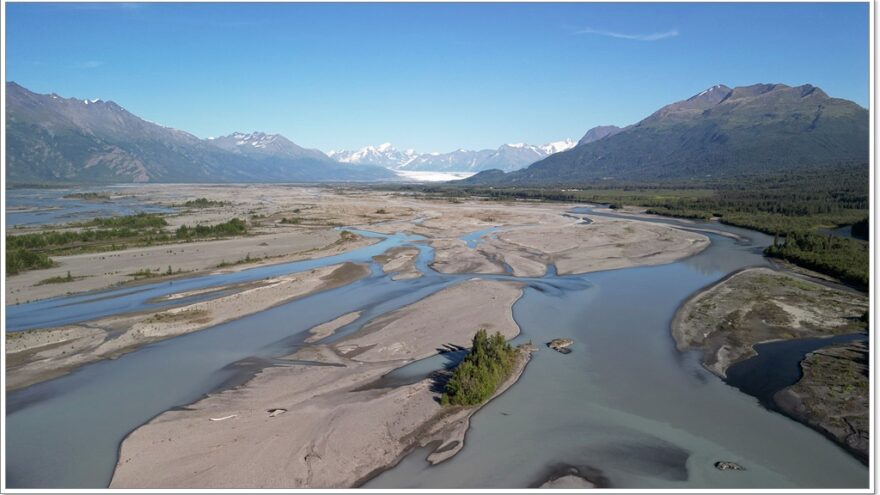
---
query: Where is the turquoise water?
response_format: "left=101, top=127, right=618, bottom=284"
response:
left=6, top=187, right=175, bottom=227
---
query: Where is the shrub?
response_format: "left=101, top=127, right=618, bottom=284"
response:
left=6, top=248, right=54, bottom=275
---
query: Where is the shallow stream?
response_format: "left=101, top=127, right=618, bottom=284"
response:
left=5, top=207, right=868, bottom=488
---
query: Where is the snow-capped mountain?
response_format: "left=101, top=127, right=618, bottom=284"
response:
left=539, top=139, right=578, bottom=154
left=328, top=139, right=577, bottom=173
left=210, top=131, right=332, bottom=162
left=327, top=143, right=419, bottom=168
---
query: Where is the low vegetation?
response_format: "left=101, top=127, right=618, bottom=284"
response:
left=63, top=191, right=111, bottom=200
left=88, top=213, right=168, bottom=229
left=36, top=271, right=75, bottom=285
left=127, top=268, right=159, bottom=279
left=181, top=197, right=229, bottom=208
left=441, top=329, right=519, bottom=406
left=216, top=253, right=262, bottom=268
left=5, top=214, right=249, bottom=275
left=6, top=249, right=54, bottom=275
left=175, top=218, right=247, bottom=240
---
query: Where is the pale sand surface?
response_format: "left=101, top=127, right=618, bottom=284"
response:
left=8, top=185, right=706, bottom=303
left=7, top=187, right=711, bottom=392
left=372, top=246, right=422, bottom=280
left=6, top=229, right=375, bottom=304
left=428, top=214, right=708, bottom=277
left=539, top=475, right=597, bottom=489
left=6, top=183, right=420, bottom=304
left=305, top=311, right=361, bottom=343
left=6, top=263, right=370, bottom=391
left=110, top=279, right=524, bottom=488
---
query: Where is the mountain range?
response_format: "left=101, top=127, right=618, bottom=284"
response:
left=5, top=82, right=868, bottom=185
left=5, top=82, right=394, bottom=183
left=465, top=83, right=868, bottom=184
left=328, top=139, right=577, bottom=173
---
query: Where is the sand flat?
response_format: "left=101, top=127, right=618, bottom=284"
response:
left=6, top=262, right=371, bottom=391
left=110, top=279, right=524, bottom=489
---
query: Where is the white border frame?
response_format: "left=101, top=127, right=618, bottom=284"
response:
left=0, top=0, right=875, bottom=493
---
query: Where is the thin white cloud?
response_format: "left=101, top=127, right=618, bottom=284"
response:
left=77, top=60, right=104, bottom=69
left=575, top=27, right=679, bottom=41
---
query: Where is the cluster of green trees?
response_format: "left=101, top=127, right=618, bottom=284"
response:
left=7, top=226, right=167, bottom=252
left=175, top=218, right=247, bottom=239
left=441, top=329, right=519, bottom=406
left=766, top=232, right=868, bottom=288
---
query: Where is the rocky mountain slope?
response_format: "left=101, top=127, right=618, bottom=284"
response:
left=464, top=83, right=868, bottom=184
left=6, top=82, right=394, bottom=183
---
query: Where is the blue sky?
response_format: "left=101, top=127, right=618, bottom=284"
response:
left=5, top=2, right=869, bottom=152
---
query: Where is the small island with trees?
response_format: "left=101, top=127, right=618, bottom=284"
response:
left=441, top=329, right=523, bottom=406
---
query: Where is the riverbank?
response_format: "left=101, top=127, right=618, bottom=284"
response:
left=775, top=340, right=869, bottom=462
left=6, top=227, right=379, bottom=305
left=672, top=267, right=868, bottom=459
left=6, top=262, right=371, bottom=391
left=110, top=279, right=525, bottom=488
left=6, top=183, right=417, bottom=304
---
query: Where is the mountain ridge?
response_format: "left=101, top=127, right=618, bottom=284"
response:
left=464, top=83, right=868, bottom=185
left=328, top=139, right=577, bottom=173
left=5, top=82, right=395, bottom=183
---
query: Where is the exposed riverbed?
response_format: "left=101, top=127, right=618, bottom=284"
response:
left=4, top=207, right=869, bottom=488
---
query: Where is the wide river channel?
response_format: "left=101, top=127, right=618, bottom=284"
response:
left=5, top=207, right=868, bottom=488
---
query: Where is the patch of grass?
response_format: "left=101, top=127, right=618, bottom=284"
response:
left=216, top=253, right=261, bottom=268
left=127, top=268, right=159, bottom=279
left=145, top=308, right=209, bottom=324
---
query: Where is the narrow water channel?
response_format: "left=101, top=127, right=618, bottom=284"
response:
left=5, top=208, right=869, bottom=488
